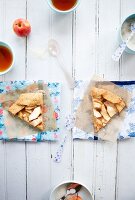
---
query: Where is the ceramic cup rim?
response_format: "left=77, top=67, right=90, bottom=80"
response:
left=0, top=41, right=14, bottom=75
left=49, top=180, right=93, bottom=200
left=47, top=0, right=80, bottom=13
left=120, top=13, right=135, bottom=53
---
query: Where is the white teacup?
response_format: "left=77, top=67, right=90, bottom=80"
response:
left=0, top=41, right=14, bottom=75
left=47, top=0, right=80, bottom=13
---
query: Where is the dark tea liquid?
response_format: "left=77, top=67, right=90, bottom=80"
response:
left=0, top=46, right=13, bottom=72
left=52, top=0, right=77, bottom=11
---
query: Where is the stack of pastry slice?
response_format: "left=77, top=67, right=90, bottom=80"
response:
left=8, top=93, right=44, bottom=131
left=90, top=87, right=126, bottom=133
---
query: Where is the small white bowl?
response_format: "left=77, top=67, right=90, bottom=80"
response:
left=47, top=0, right=80, bottom=14
left=49, top=180, right=93, bottom=200
left=120, top=13, right=135, bottom=54
left=0, top=41, right=14, bottom=75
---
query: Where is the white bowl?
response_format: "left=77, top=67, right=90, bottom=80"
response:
left=47, top=0, right=80, bottom=14
left=120, top=13, right=135, bottom=54
left=0, top=41, right=14, bottom=75
left=49, top=180, right=93, bottom=200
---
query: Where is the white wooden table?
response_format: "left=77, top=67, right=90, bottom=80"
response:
left=0, top=0, right=135, bottom=199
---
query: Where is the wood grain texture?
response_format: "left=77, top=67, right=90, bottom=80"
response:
left=94, top=0, right=120, bottom=200
left=73, top=0, right=96, bottom=196
left=0, top=142, right=6, bottom=200
left=0, top=0, right=135, bottom=199
left=27, top=143, right=51, bottom=200
left=0, top=0, right=6, bottom=199
left=116, top=1, right=135, bottom=200
left=26, top=1, right=52, bottom=199
left=26, top=0, right=73, bottom=199
left=50, top=10, right=73, bottom=187
left=0, top=0, right=27, bottom=200
left=5, top=143, right=26, bottom=200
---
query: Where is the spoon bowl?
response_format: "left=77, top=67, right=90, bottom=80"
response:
left=48, top=39, right=60, bottom=57
left=48, top=39, right=74, bottom=89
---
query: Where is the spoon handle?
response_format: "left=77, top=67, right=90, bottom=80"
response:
left=112, top=42, right=127, bottom=61
left=57, top=56, right=74, bottom=89
left=54, top=133, right=67, bottom=163
left=112, top=31, right=134, bottom=62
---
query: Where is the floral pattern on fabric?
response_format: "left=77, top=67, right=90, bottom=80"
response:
left=73, top=80, right=135, bottom=140
left=0, top=81, right=61, bottom=142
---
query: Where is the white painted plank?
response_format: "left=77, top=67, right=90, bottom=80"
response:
left=0, top=0, right=6, bottom=198
left=0, top=0, right=27, bottom=199
left=26, top=0, right=73, bottom=199
left=5, top=143, right=26, bottom=200
left=0, top=142, right=6, bottom=200
left=74, top=140, right=95, bottom=196
left=74, top=0, right=96, bottom=80
left=50, top=10, right=73, bottom=188
left=94, top=142, right=117, bottom=200
left=116, top=140, right=135, bottom=200
left=116, top=1, right=135, bottom=200
left=94, top=0, right=120, bottom=200
left=26, top=0, right=51, bottom=81
left=26, top=1, right=52, bottom=199
left=0, top=1, right=135, bottom=200
left=27, top=1, right=72, bottom=199
left=27, top=142, right=51, bottom=200
left=74, top=0, right=120, bottom=199
left=96, top=0, right=120, bottom=80
left=73, top=0, right=96, bottom=196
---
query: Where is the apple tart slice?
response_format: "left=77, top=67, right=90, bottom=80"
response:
left=90, top=87, right=126, bottom=133
left=8, top=93, right=44, bottom=131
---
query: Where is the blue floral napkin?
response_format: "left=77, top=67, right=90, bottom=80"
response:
left=0, top=80, right=61, bottom=142
left=73, top=80, right=135, bottom=140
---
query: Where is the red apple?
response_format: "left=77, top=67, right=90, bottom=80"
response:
left=13, top=18, right=31, bottom=37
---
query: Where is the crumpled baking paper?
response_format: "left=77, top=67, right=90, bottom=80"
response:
left=75, top=75, right=132, bottom=142
left=0, top=81, right=56, bottom=139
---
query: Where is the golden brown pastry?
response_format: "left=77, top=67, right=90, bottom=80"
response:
left=90, top=87, right=126, bottom=133
left=8, top=93, right=44, bottom=131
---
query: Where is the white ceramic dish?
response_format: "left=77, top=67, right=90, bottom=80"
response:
left=0, top=41, right=14, bottom=75
left=47, top=0, right=80, bottom=14
left=49, top=180, right=93, bottom=200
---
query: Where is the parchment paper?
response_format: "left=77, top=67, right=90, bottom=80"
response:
left=75, top=76, right=132, bottom=142
left=0, top=81, right=56, bottom=139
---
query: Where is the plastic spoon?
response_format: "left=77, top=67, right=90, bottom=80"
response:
left=48, top=39, right=74, bottom=89
left=54, top=114, right=75, bottom=163
left=112, top=22, right=135, bottom=61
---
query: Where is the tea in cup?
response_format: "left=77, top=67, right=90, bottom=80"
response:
left=47, top=0, right=80, bottom=13
left=0, top=42, right=14, bottom=75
